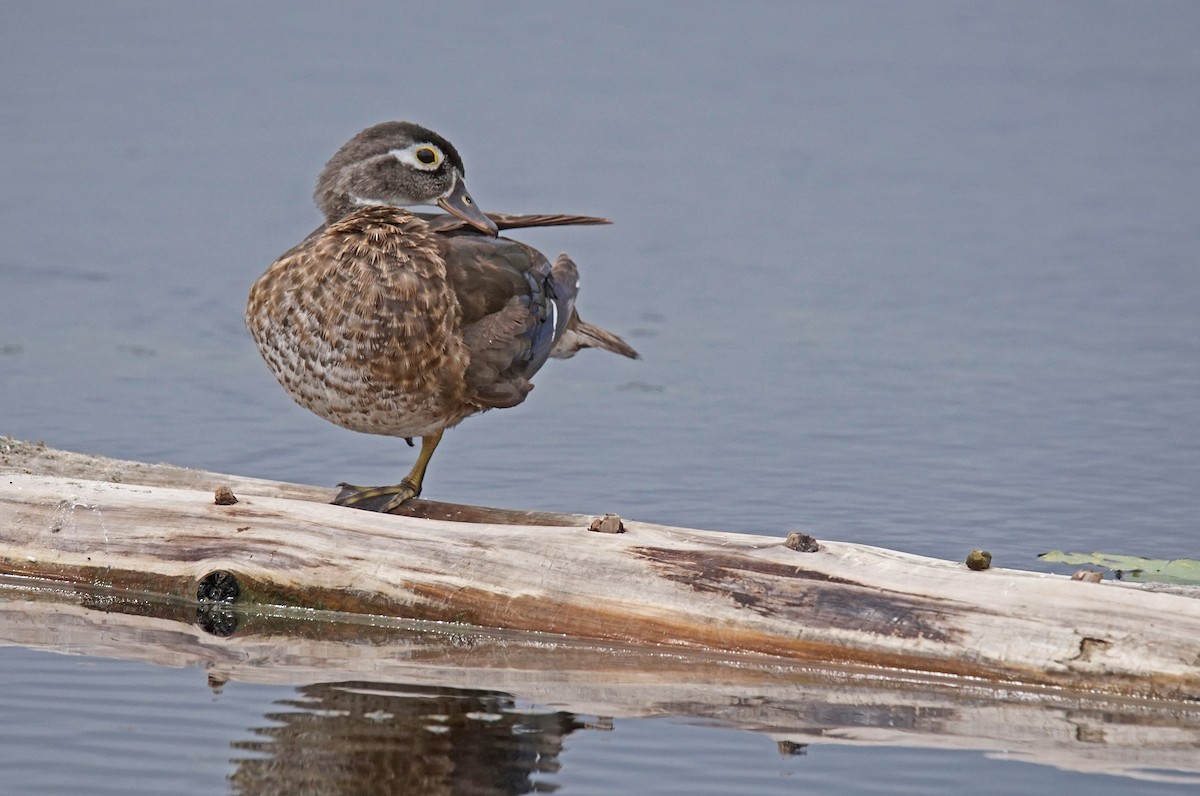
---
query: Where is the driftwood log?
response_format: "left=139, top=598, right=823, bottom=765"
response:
left=1, top=437, right=1198, bottom=704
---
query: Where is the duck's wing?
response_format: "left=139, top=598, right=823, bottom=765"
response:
left=440, top=233, right=578, bottom=409
left=490, top=213, right=611, bottom=230
left=422, top=212, right=610, bottom=234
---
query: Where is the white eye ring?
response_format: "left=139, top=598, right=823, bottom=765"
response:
left=390, top=144, right=443, bottom=171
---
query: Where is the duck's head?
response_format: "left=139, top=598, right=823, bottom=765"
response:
left=314, top=121, right=498, bottom=235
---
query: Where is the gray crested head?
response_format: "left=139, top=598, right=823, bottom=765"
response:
left=313, top=121, right=497, bottom=235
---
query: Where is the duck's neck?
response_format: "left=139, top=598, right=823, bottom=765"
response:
left=318, top=190, right=423, bottom=225
left=315, top=189, right=358, bottom=223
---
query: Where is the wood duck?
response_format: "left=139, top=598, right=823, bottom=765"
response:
left=246, top=121, right=638, bottom=512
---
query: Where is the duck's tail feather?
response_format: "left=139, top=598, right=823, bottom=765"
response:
left=552, top=310, right=640, bottom=360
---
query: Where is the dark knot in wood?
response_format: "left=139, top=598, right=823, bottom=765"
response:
left=196, top=571, right=241, bottom=637
left=197, top=570, right=240, bottom=603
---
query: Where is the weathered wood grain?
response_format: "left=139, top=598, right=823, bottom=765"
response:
left=1, top=437, right=1198, bottom=701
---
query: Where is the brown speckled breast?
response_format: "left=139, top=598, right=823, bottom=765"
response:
left=245, top=206, right=474, bottom=437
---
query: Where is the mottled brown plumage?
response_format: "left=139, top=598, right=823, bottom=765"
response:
left=246, top=121, right=637, bottom=511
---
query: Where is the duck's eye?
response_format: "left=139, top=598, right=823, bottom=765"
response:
left=390, top=144, right=445, bottom=170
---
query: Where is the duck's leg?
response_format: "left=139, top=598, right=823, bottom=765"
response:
left=333, top=429, right=444, bottom=513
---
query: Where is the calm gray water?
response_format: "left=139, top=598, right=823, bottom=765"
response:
left=2, top=2, right=1199, bottom=793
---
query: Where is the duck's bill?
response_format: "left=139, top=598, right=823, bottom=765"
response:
left=438, top=177, right=498, bottom=236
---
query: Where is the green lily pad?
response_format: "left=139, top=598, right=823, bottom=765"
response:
left=1038, top=551, right=1200, bottom=585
